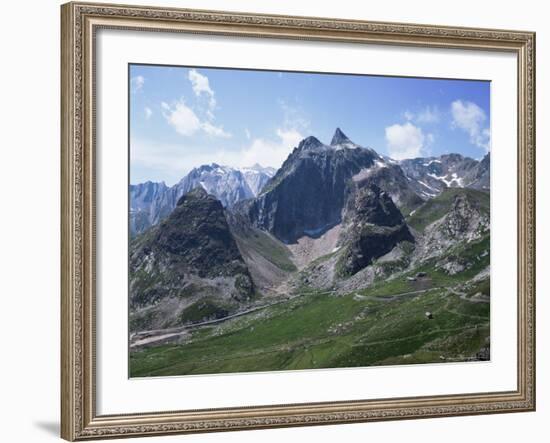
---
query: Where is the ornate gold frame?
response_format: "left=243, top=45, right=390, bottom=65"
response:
left=61, top=2, right=536, bottom=440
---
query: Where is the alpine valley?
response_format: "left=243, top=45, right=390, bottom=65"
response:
left=129, top=128, right=491, bottom=377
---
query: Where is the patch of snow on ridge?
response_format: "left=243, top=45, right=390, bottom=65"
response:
left=422, top=159, right=442, bottom=167
left=352, top=159, right=387, bottom=182
left=418, top=180, right=439, bottom=193
left=333, top=141, right=360, bottom=151
left=428, top=172, right=458, bottom=187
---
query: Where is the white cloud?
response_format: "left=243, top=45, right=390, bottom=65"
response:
left=244, top=128, right=251, bottom=140
left=403, top=106, right=440, bottom=124
left=385, top=122, right=427, bottom=160
left=451, top=100, right=490, bottom=151
left=201, top=121, right=231, bottom=138
left=130, top=75, right=145, bottom=93
left=131, top=129, right=301, bottom=185
left=188, top=69, right=216, bottom=110
left=240, top=128, right=303, bottom=169
left=131, top=139, right=219, bottom=185
left=158, top=69, right=231, bottom=138
left=144, top=106, right=152, bottom=120
left=161, top=99, right=231, bottom=138
left=416, top=106, right=440, bottom=124
left=161, top=99, right=201, bottom=136
left=279, top=99, right=310, bottom=132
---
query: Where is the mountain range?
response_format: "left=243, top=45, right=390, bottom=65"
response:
left=130, top=163, right=275, bottom=236
left=129, top=128, right=490, bottom=344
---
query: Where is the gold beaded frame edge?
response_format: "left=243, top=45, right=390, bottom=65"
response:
left=60, top=2, right=536, bottom=440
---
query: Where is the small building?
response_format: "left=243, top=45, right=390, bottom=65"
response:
left=416, top=272, right=428, bottom=278
left=406, top=276, right=417, bottom=282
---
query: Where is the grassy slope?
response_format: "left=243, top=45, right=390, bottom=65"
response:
left=130, top=189, right=491, bottom=377
left=130, top=235, right=490, bottom=377
left=234, top=227, right=297, bottom=273
left=407, top=188, right=489, bottom=232
left=130, top=287, right=488, bottom=376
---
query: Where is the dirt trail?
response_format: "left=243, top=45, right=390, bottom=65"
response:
left=448, top=287, right=490, bottom=304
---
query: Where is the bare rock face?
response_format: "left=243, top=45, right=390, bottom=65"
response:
left=247, top=130, right=380, bottom=243
left=129, top=181, right=172, bottom=236
left=466, top=153, right=490, bottom=190
left=352, top=163, right=425, bottom=216
left=415, top=192, right=490, bottom=263
left=336, top=184, right=414, bottom=277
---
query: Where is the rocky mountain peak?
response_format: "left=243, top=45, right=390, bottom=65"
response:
left=176, top=185, right=211, bottom=206
left=132, top=183, right=252, bottom=285
left=330, top=127, right=352, bottom=146
left=297, top=135, right=324, bottom=151
left=440, top=153, right=465, bottom=163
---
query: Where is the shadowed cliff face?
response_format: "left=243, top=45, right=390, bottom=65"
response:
left=247, top=130, right=379, bottom=243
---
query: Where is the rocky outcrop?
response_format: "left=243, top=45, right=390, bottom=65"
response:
left=414, top=191, right=490, bottom=263
left=129, top=187, right=254, bottom=318
left=352, top=163, right=425, bottom=215
left=337, top=184, right=414, bottom=277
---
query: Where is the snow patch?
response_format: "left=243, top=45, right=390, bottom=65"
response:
left=418, top=180, right=439, bottom=193
left=333, top=141, right=360, bottom=151
left=427, top=172, right=462, bottom=187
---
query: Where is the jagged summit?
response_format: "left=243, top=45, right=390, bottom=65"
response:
left=176, top=185, right=210, bottom=206
left=296, top=129, right=358, bottom=153
left=298, top=135, right=324, bottom=151
left=330, top=127, right=352, bottom=146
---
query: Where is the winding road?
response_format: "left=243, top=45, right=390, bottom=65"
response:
left=130, top=284, right=487, bottom=349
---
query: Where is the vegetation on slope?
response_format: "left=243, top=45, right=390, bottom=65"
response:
left=407, top=188, right=489, bottom=232
left=130, top=247, right=489, bottom=377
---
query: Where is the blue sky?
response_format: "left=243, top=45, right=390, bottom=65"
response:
left=130, top=64, right=490, bottom=185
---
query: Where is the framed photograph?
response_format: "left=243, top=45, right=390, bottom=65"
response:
left=61, top=1, right=536, bottom=440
